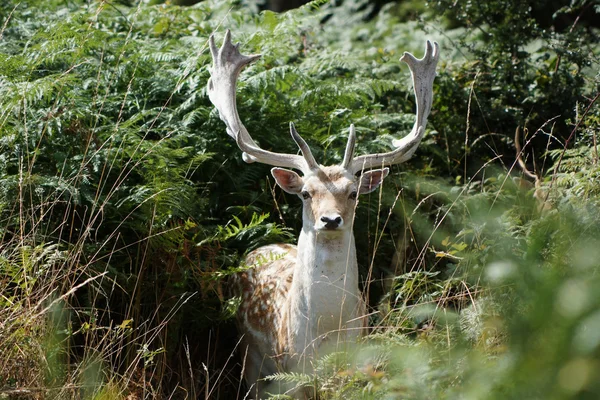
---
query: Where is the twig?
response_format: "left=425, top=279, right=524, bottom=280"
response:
left=465, top=71, right=479, bottom=183
left=554, top=2, right=591, bottom=73
left=0, top=3, right=19, bottom=41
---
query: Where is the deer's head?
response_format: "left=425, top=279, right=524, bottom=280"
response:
left=207, top=31, right=439, bottom=233
left=269, top=124, right=388, bottom=233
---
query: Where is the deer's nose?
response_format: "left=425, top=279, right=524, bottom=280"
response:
left=320, top=215, right=343, bottom=229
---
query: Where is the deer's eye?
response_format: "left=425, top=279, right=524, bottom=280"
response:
left=349, top=191, right=358, bottom=200
left=301, top=191, right=311, bottom=200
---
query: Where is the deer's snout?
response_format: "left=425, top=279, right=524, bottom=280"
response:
left=319, top=214, right=343, bottom=230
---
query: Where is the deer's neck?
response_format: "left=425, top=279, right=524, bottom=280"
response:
left=296, top=227, right=358, bottom=285
left=285, top=227, right=362, bottom=361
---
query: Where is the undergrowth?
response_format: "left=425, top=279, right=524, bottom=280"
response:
left=0, top=0, right=599, bottom=398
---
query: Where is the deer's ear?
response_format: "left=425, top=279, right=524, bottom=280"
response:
left=358, top=168, right=389, bottom=194
left=272, top=168, right=304, bottom=194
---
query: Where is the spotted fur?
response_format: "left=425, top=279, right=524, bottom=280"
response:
left=231, top=244, right=296, bottom=366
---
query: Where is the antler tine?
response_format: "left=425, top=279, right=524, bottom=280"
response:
left=208, top=33, right=218, bottom=60
left=348, top=40, right=439, bottom=173
left=207, top=30, right=311, bottom=172
left=515, top=126, right=539, bottom=181
left=290, top=122, right=319, bottom=170
left=341, top=124, right=356, bottom=169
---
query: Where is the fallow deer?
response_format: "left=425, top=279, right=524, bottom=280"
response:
left=207, top=30, right=439, bottom=398
left=514, top=126, right=551, bottom=211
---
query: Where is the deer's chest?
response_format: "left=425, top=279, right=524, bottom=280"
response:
left=312, top=274, right=358, bottom=331
left=296, top=244, right=360, bottom=331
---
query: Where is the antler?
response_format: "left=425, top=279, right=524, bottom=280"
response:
left=346, top=41, right=439, bottom=174
left=207, top=30, right=318, bottom=172
left=514, top=126, right=539, bottom=181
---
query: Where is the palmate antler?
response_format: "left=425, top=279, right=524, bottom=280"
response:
left=345, top=40, right=439, bottom=173
left=207, top=31, right=439, bottom=174
left=207, top=30, right=318, bottom=173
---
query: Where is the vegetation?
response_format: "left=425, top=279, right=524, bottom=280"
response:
left=0, top=0, right=598, bottom=398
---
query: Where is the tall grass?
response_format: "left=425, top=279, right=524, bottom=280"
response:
left=0, top=0, right=599, bottom=398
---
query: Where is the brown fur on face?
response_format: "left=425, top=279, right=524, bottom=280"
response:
left=272, top=165, right=388, bottom=232
left=300, top=166, right=358, bottom=232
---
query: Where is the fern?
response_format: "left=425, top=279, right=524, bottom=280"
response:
left=0, top=0, right=598, bottom=398
left=266, top=371, right=314, bottom=385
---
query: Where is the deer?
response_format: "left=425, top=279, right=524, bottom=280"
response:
left=206, top=30, right=439, bottom=398
left=514, top=126, right=551, bottom=212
